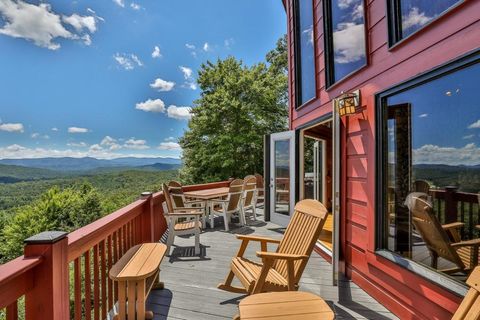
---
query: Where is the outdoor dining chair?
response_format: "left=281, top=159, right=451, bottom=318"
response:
left=241, top=175, right=257, bottom=223
left=162, top=183, right=203, bottom=255
left=211, top=179, right=244, bottom=231
left=167, top=180, right=207, bottom=227
left=254, top=173, right=265, bottom=207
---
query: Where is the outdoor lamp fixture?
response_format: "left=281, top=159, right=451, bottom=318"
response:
left=335, top=90, right=360, bottom=117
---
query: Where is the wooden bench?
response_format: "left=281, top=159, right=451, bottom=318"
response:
left=109, top=243, right=167, bottom=320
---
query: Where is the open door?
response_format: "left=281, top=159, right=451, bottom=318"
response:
left=269, top=130, right=296, bottom=227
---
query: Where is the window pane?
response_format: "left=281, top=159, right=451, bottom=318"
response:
left=382, top=60, right=480, bottom=284
left=274, top=140, right=290, bottom=215
left=296, top=0, right=316, bottom=105
left=331, top=0, right=366, bottom=82
left=399, top=0, right=463, bottom=40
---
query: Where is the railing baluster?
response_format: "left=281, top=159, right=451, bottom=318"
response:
left=469, top=202, right=474, bottom=240
left=123, top=224, right=128, bottom=252
left=107, top=235, right=114, bottom=313
left=113, top=231, right=119, bottom=302
left=100, top=240, right=107, bottom=320
left=6, top=301, right=18, bottom=320
left=84, top=250, right=92, bottom=320
left=93, top=245, right=100, bottom=320
left=74, top=258, right=82, bottom=320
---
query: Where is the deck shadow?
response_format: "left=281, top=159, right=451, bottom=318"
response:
left=147, top=288, right=173, bottom=320
left=168, top=245, right=211, bottom=262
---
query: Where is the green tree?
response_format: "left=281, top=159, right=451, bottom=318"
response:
left=0, top=183, right=102, bottom=262
left=180, top=35, right=288, bottom=183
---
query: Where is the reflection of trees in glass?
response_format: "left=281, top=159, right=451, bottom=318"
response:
left=295, top=0, right=315, bottom=104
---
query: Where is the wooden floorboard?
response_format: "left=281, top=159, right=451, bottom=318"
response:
left=147, top=209, right=398, bottom=320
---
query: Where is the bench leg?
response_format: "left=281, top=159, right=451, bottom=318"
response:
left=195, top=229, right=200, bottom=255
left=137, top=280, right=146, bottom=320
left=127, top=280, right=136, bottom=320
left=118, top=281, right=126, bottom=320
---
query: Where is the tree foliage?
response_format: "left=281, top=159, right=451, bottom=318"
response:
left=180, top=35, right=289, bottom=183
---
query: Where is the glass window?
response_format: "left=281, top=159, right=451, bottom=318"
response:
left=294, top=0, right=316, bottom=106
left=389, top=0, right=464, bottom=45
left=378, top=55, right=480, bottom=285
left=274, top=140, right=291, bottom=215
left=324, top=0, right=366, bottom=86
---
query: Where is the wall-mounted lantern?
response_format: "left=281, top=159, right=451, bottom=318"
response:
left=334, top=90, right=360, bottom=117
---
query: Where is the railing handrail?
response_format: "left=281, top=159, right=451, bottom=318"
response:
left=0, top=256, right=43, bottom=308
left=67, top=198, right=147, bottom=262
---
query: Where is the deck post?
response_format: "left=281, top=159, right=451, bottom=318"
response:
left=23, top=231, right=69, bottom=320
left=141, top=192, right=155, bottom=243
left=444, top=186, right=459, bottom=224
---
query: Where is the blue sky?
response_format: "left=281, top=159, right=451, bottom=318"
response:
left=0, top=0, right=286, bottom=159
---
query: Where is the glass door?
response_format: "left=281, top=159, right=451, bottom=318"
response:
left=270, top=131, right=295, bottom=227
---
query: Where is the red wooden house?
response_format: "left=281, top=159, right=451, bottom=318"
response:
left=265, top=0, right=480, bottom=318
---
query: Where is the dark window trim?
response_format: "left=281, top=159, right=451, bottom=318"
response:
left=375, top=48, right=480, bottom=295
left=293, top=0, right=317, bottom=110
left=386, top=0, right=466, bottom=48
left=323, top=0, right=368, bottom=89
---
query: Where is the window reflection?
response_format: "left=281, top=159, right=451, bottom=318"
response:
left=327, top=0, right=366, bottom=84
left=274, top=140, right=290, bottom=215
left=381, top=59, right=480, bottom=283
left=295, top=0, right=316, bottom=106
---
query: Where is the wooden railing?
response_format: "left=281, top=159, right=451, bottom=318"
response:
left=0, top=180, right=230, bottom=320
left=430, top=187, right=480, bottom=239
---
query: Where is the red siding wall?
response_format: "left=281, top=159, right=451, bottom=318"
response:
left=285, top=0, right=480, bottom=318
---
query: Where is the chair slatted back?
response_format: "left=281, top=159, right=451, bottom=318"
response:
left=274, top=199, right=328, bottom=282
left=452, top=266, right=480, bottom=320
left=255, top=173, right=264, bottom=189
left=168, top=180, right=185, bottom=208
left=410, top=197, right=465, bottom=270
left=243, top=176, right=257, bottom=207
left=227, top=179, right=244, bottom=212
left=162, top=183, right=175, bottom=214
left=413, top=180, right=430, bottom=194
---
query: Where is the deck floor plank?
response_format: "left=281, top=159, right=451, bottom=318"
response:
left=147, top=210, right=398, bottom=320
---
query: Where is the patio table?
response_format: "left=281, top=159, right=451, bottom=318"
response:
left=238, top=291, right=334, bottom=320
left=183, top=187, right=229, bottom=228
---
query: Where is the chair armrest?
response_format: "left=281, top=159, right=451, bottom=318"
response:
left=451, top=238, right=480, bottom=248
left=442, top=222, right=465, bottom=230
left=184, top=200, right=206, bottom=207
left=236, top=235, right=281, bottom=244
left=256, top=251, right=309, bottom=261
left=170, top=208, right=203, bottom=216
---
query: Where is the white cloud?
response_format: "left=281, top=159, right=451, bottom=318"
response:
left=179, top=66, right=193, bottom=79
left=62, top=14, right=96, bottom=33
left=150, top=78, right=175, bottom=91
left=165, top=136, right=176, bottom=142
left=68, top=127, right=89, bottom=133
left=51, top=127, right=59, bottom=131
left=338, top=0, right=357, bottom=9
left=31, top=133, right=39, bottom=138
left=158, top=142, right=181, bottom=151
left=151, top=45, right=161, bottom=58
left=167, top=105, right=192, bottom=120
left=402, top=7, right=432, bottom=30
left=124, top=138, right=149, bottom=150
left=185, top=82, right=197, bottom=90
left=224, top=38, right=234, bottom=49
left=113, top=53, right=143, bottom=70
left=100, top=135, right=121, bottom=150
left=0, top=0, right=97, bottom=50
left=89, top=144, right=103, bottom=152
left=0, top=122, right=24, bottom=133
left=203, top=42, right=210, bottom=51
left=413, top=143, right=480, bottom=166
left=419, top=113, right=428, bottom=118
left=185, top=43, right=195, bottom=50
left=113, top=0, right=125, bottom=8
left=130, top=2, right=141, bottom=10
left=468, top=120, right=480, bottom=129
left=333, top=22, right=366, bottom=64
left=135, top=98, right=166, bottom=113
left=463, top=134, right=475, bottom=140
left=67, top=142, right=88, bottom=147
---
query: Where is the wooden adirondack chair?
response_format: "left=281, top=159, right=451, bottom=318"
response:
left=162, top=183, right=203, bottom=255
left=241, top=175, right=257, bottom=223
left=218, top=199, right=328, bottom=295
left=452, top=266, right=480, bottom=319
left=411, top=196, right=480, bottom=274
left=254, top=173, right=265, bottom=206
left=167, top=180, right=207, bottom=226
left=211, top=179, right=245, bottom=231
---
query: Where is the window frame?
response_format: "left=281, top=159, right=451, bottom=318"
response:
left=375, top=48, right=480, bottom=295
left=323, top=0, right=368, bottom=89
left=387, top=0, right=466, bottom=48
left=293, top=0, right=317, bottom=109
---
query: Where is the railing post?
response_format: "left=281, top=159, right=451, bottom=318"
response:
left=23, top=231, right=69, bottom=320
left=444, top=186, right=459, bottom=224
left=141, top=192, right=154, bottom=243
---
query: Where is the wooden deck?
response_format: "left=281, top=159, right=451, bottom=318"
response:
left=147, top=210, right=398, bottom=320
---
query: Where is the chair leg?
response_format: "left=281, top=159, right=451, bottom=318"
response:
left=223, top=212, right=229, bottom=231
left=166, top=229, right=174, bottom=256
left=217, top=270, right=247, bottom=294
left=194, top=229, right=200, bottom=255
left=252, top=205, right=257, bottom=221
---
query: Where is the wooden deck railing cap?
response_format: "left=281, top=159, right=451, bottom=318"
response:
left=141, top=191, right=153, bottom=198
left=24, top=231, right=68, bottom=244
